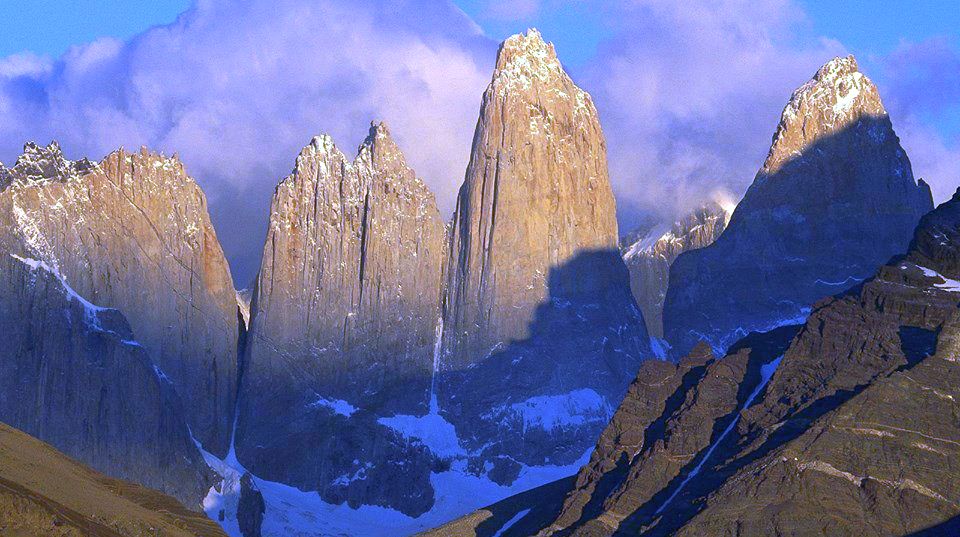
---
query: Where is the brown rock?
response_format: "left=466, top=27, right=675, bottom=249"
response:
left=0, top=142, right=239, bottom=456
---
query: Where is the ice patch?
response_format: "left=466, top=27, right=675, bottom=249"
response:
left=509, top=389, right=611, bottom=431
left=198, top=433, right=589, bottom=537
left=656, top=354, right=783, bottom=514
left=378, top=410, right=465, bottom=458
left=492, top=508, right=531, bottom=537
left=918, top=265, right=960, bottom=292
left=308, top=395, right=357, bottom=417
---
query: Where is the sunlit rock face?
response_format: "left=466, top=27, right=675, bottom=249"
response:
left=237, top=123, right=447, bottom=516
left=622, top=202, right=732, bottom=343
left=437, top=29, right=650, bottom=480
left=0, top=142, right=239, bottom=457
left=663, top=55, right=933, bottom=358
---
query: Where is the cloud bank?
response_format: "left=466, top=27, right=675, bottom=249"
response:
left=1, top=0, right=957, bottom=282
left=0, top=0, right=493, bottom=282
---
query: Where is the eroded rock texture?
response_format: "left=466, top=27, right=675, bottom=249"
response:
left=532, top=189, right=960, bottom=537
left=622, top=202, right=731, bottom=341
left=0, top=142, right=239, bottom=456
left=664, top=55, right=933, bottom=357
left=237, top=123, right=446, bottom=516
left=437, top=28, right=650, bottom=479
left=0, top=254, right=211, bottom=508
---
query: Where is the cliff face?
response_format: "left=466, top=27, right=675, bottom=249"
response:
left=532, top=190, right=960, bottom=536
left=663, top=56, right=933, bottom=357
left=0, top=142, right=239, bottom=456
left=436, top=29, right=650, bottom=479
left=237, top=123, right=446, bottom=516
left=441, top=28, right=633, bottom=368
left=622, top=202, right=731, bottom=341
left=0, top=253, right=211, bottom=508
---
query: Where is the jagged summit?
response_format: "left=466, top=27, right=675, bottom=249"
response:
left=291, top=122, right=431, bottom=198
left=493, top=28, right=563, bottom=88
left=2, top=141, right=95, bottom=186
left=766, top=54, right=886, bottom=176
left=663, top=55, right=932, bottom=358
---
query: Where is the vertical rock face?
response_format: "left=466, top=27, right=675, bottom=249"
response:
left=0, top=142, right=239, bottom=456
left=0, top=254, right=211, bottom=508
left=437, top=29, right=650, bottom=479
left=442, top=28, right=632, bottom=367
left=237, top=123, right=446, bottom=515
left=663, top=56, right=933, bottom=357
left=622, top=202, right=732, bottom=341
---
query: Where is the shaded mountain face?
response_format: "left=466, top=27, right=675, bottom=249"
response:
left=0, top=421, right=225, bottom=537
left=236, top=123, right=446, bottom=516
left=622, top=202, right=732, bottom=342
left=437, top=27, right=650, bottom=478
left=227, top=29, right=651, bottom=526
left=0, top=254, right=211, bottom=508
left=531, top=189, right=960, bottom=536
left=0, top=142, right=239, bottom=456
left=663, top=56, right=933, bottom=358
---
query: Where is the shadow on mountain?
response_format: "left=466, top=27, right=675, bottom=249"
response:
left=436, top=248, right=649, bottom=478
left=609, top=326, right=798, bottom=536
left=908, top=515, right=960, bottom=536
left=628, top=322, right=940, bottom=537
left=469, top=476, right=575, bottom=537
left=664, top=113, right=932, bottom=360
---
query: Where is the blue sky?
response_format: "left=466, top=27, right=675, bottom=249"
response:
left=3, top=0, right=955, bottom=138
left=0, top=0, right=957, bottom=282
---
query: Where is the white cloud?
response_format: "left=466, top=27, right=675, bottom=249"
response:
left=0, top=0, right=493, bottom=281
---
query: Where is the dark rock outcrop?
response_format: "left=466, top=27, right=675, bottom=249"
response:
left=531, top=187, right=960, bottom=536
left=237, top=123, right=446, bottom=516
left=663, top=56, right=933, bottom=357
left=0, top=253, right=211, bottom=508
left=237, top=473, right=265, bottom=537
left=0, top=142, right=239, bottom=456
left=622, top=202, right=731, bottom=341
left=437, top=28, right=650, bottom=477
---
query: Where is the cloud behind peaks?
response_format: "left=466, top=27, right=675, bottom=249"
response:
left=0, top=0, right=494, bottom=282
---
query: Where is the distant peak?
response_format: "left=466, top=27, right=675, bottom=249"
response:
left=307, top=133, right=339, bottom=156
left=814, top=55, right=859, bottom=82
left=364, top=121, right=393, bottom=144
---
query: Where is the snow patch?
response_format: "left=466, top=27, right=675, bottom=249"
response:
left=656, top=354, right=783, bottom=514
left=918, top=265, right=960, bottom=292
left=378, top=409, right=465, bottom=458
left=508, top=389, right=612, bottom=432
left=308, top=395, right=357, bottom=417
left=11, top=253, right=108, bottom=330
left=492, top=508, right=531, bottom=537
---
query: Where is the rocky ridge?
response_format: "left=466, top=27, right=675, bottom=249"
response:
left=528, top=188, right=960, bottom=536
left=622, top=201, right=732, bottom=343
left=663, top=55, right=933, bottom=358
left=0, top=252, right=212, bottom=508
left=0, top=142, right=239, bottom=456
left=237, top=122, right=446, bottom=516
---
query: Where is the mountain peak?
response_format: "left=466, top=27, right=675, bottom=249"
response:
left=4, top=140, right=93, bottom=185
left=781, top=54, right=880, bottom=128
left=493, top=28, right=563, bottom=91
left=815, top=54, right=859, bottom=81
